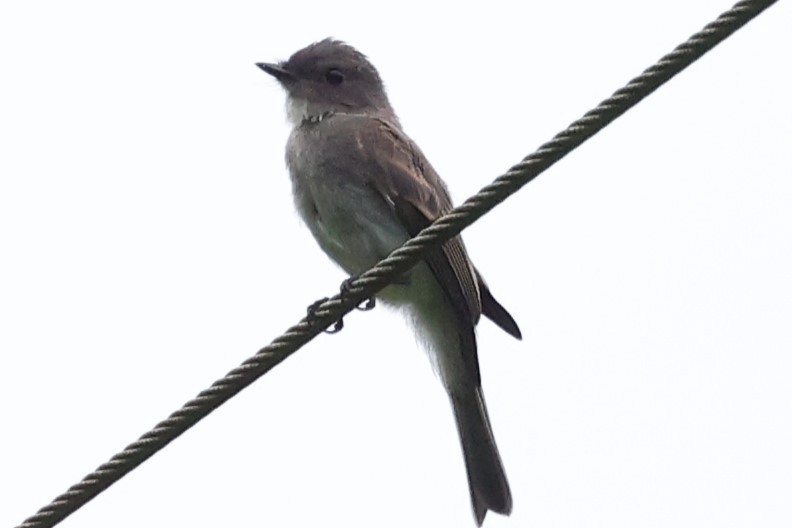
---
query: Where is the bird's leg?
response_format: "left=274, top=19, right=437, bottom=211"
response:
left=341, top=277, right=376, bottom=311
left=306, top=297, right=344, bottom=334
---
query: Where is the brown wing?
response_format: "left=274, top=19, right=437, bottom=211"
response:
left=360, top=117, right=482, bottom=326
left=394, top=197, right=522, bottom=340
left=390, top=196, right=480, bottom=324
left=325, top=114, right=521, bottom=338
left=366, top=118, right=522, bottom=339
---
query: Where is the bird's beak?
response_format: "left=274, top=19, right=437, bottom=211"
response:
left=256, top=62, right=294, bottom=83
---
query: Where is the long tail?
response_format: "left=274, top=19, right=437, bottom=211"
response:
left=451, top=387, right=512, bottom=525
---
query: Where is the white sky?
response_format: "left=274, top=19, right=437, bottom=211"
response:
left=1, top=1, right=790, bottom=527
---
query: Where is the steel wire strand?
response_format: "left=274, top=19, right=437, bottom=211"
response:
left=15, top=1, right=777, bottom=526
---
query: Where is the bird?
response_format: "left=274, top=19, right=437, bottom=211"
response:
left=257, top=38, right=521, bottom=525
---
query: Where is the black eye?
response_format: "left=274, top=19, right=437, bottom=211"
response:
left=325, top=69, right=344, bottom=85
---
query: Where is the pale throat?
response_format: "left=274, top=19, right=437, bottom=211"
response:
left=285, top=96, right=314, bottom=126
left=285, top=96, right=391, bottom=127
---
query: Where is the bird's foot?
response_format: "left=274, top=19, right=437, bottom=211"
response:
left=341, top=277, right=375, bottom=311
left=306, top=297, right=344, bottom=334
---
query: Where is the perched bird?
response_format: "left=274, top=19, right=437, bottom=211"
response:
left=257, top=38, right=521, bottom=525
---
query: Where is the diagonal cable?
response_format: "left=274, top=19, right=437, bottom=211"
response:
left=14, top=0, right=778, bottom=526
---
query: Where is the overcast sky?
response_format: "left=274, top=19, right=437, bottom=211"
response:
left=1, top=1, right=790, bottom=527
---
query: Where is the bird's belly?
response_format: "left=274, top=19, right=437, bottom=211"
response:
left=294, top=180, right=409, bottom=278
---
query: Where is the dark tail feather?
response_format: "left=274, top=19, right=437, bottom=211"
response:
left=451, top=388, right=512, bottom=525
left=478, top=277, right=522, bottom=340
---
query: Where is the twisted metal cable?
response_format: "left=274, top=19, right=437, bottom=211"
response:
left=15, top=1, right=777, bottom=526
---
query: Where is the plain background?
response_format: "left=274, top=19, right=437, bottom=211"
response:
left=1, top=1, right=790, bottom=527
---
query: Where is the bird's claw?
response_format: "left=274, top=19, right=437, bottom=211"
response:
left=306, top=297, right=344, bottom=334
left=341, top=278, right=376, bottom=311
left=305, top=277, right=375, bottom=334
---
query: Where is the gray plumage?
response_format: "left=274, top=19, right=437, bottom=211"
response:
left=258, top=38, right=520, bottom=525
